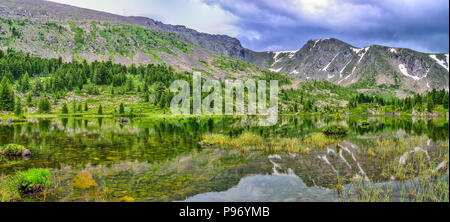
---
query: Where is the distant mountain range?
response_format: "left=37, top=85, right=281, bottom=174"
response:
left=0, top=0, right=448, bottom=95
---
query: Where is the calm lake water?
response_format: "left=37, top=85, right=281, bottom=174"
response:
left=0, top=116, right=448, bottom=202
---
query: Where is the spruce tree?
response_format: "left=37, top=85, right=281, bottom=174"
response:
left=119, top=103, right=125, bottom=114
left=14, top=98, right=22, bottom=117
left=38, top=97, right=51, bottom=113
left=72, top=99, right=77, bottom=113
left=26, top=93, right=33, bottom=107
left=427, top=96, right=434, bottom=112
left=0, top=77, right=15, bottom=111
left=443, top=93, right=449, bottom=109
left=98, top=105, right=103, bottom=115
left=61, top=103, right=69, bottom=114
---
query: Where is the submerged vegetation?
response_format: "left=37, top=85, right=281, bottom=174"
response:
left=202, top=132, right=341, bottom=154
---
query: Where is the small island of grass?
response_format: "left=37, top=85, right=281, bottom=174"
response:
left=321, top=125, right=348, bottom=136
left=0, top=168, right=51, bottom=202
left=0, top=144, right=31, bottom=157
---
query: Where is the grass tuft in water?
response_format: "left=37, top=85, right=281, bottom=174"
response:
left=0, top=168, right=51, bottom=202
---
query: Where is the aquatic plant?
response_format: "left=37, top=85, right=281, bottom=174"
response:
left=73, top=170, right=98, bottom=189
left=304, top=133, right=339, bottom=149
left=0, top=168, right=51, bottom=202
left=15, top=168, right=51, bottom=188
left=201, top=132, right=334, bottom=153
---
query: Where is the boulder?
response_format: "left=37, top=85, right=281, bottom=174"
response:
left=22, top=149, right=32, bottom=157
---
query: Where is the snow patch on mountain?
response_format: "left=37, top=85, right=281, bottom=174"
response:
left=399, top=64, right=421, bottom=80
left=340, top=59, right=352, bottom=78
left=270, top=50, right=297, bottom=67
left=350, top=47, right=369, bottom=76
left=351, top=47, right=364, bottom=54
left=429, top=54, right=449, bottom=71
left=311, top=40, right=320, bottom=51
left=357, top=47, right=370, bottom=63
left=321, top=53, right=339, bottom=72
left=269, top=67, right=283, bottom=72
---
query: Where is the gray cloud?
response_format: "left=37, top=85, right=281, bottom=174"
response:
left=206, top=0, right=449, bottom=53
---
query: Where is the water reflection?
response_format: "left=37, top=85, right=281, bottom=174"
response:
left=0, top=115, right=448, bottom=201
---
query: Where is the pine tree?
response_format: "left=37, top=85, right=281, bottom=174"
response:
left=0, top=77, right=15, bottom=111
left=126, top=77, right=134, bottom=91
left=26, top=93, right=33, bottom=107
left=61, top=103, right=69, bottom=114
left=38, top=97, right=51, bottom=113
left=427, top=96, right=434, bottom=112
left=119, top=103, right=125, bottom=114
left=98, top=105, right=103, bottom=115
left=14, top=98, right=22, bottom=117
left=72, top=99, right=77, bottom=113
left=443, top=93, right=449, bottom=109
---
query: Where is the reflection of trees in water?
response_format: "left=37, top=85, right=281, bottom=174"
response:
left=1, top=116, right=448, bottom=147
left=347, top=117, right=449, bottom=141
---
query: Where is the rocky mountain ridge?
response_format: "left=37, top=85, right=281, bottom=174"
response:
left=261, top=38, right=449, bottom=94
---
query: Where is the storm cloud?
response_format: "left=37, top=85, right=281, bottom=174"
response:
left=205, top=0, right=449, bottom=53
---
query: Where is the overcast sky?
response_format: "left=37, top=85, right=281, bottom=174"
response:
left=49, top=0, right=449, bottom=53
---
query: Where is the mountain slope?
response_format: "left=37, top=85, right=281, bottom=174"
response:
left=0, top=0, right=251, bottom=59
left=260, top=38, right=449, bottom=95
left=0, top=0, right=261, bottom=79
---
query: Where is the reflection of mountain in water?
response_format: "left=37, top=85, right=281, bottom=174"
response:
left=186, top=137, right=447, bottom=202
left=185, top=156, right=339, bottom=202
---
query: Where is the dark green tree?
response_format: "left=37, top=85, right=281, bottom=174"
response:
left=0, top=77, right=15, bottom=111
left=72, top=99, right=77, bottom=113
left=98, top=105, right=103, bottom=115
left=443, top=93, right=449, bottom=109
left=119, top=103, right=125, bottom=114
left=61, top=103, right=69, bottom=114
left=38, top=97, right=51, bottom=113
left=427, top=96, right=434, bottom=112
left=14, top=98, right=22, bottom=117
left=26, top=93, right=33, bottom=107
